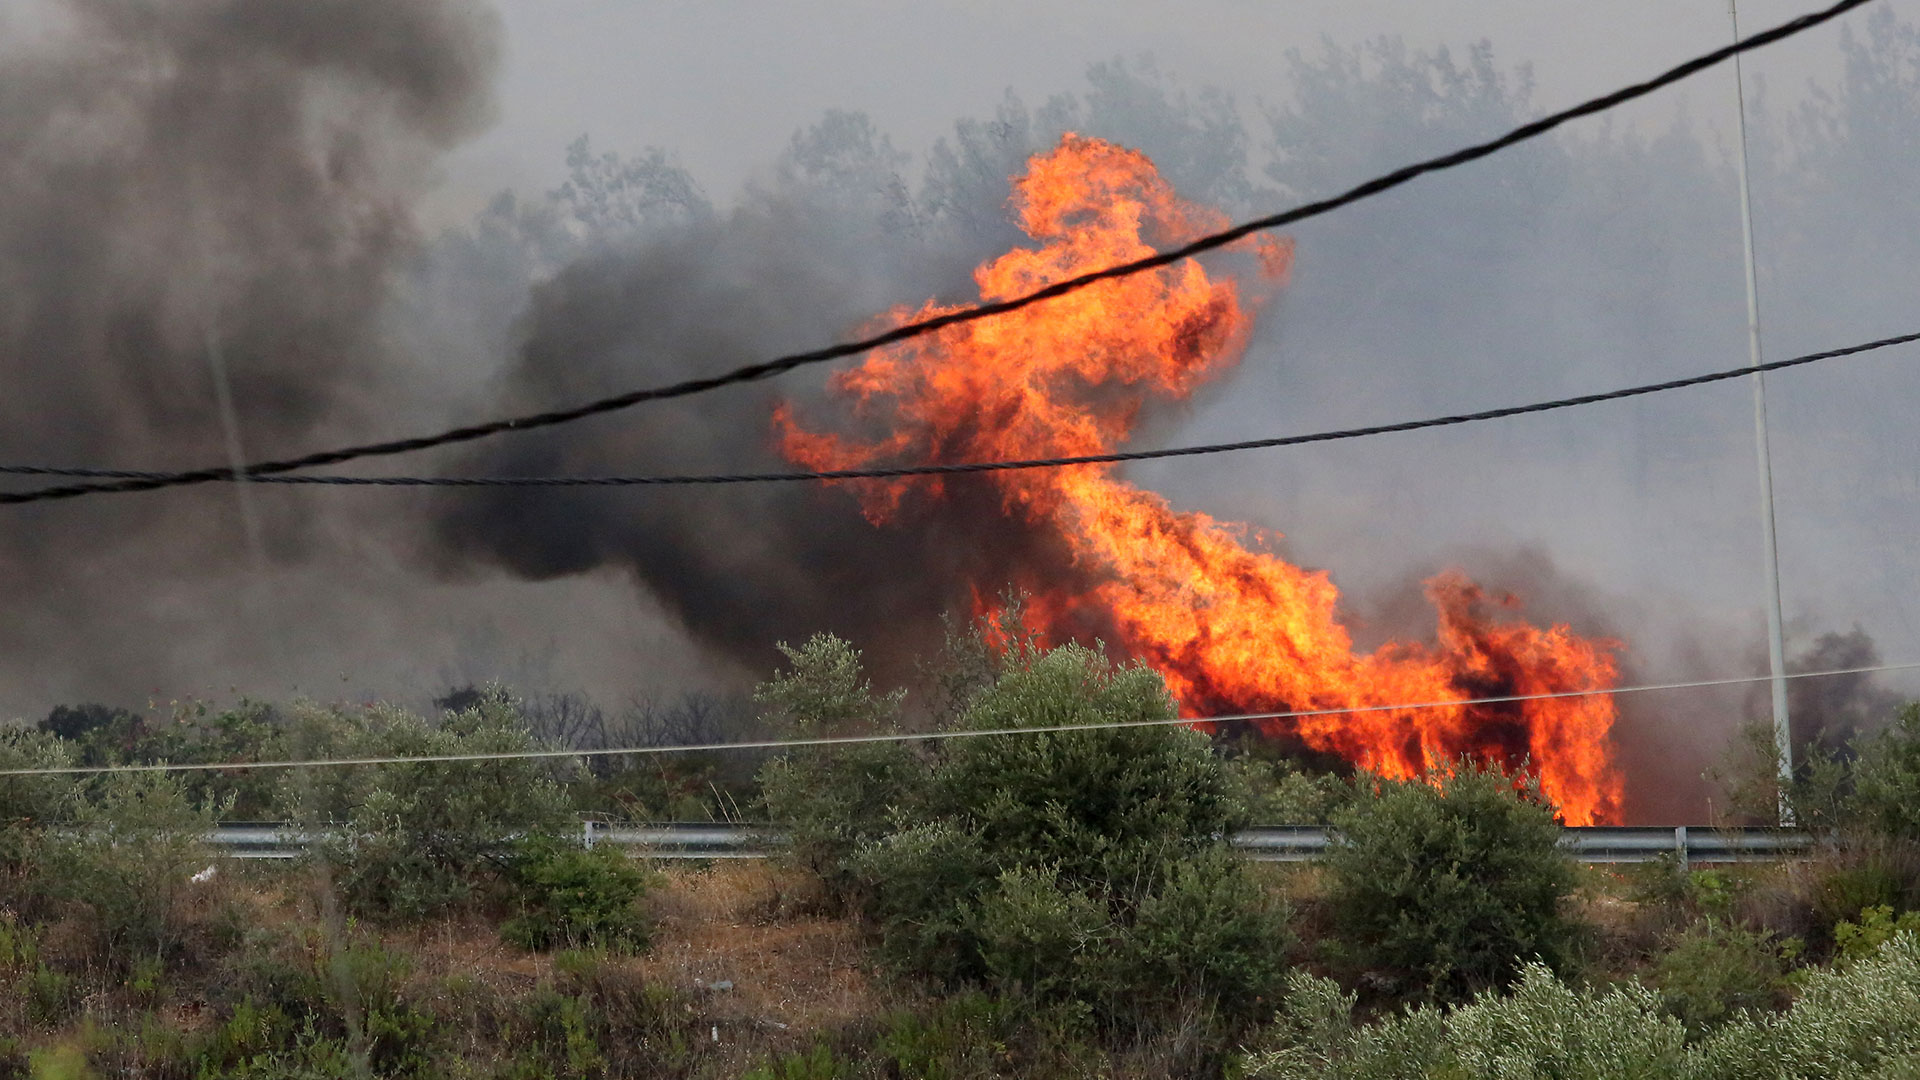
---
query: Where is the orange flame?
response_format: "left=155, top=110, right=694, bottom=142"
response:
left=776, top=134, right=1622, bottom=824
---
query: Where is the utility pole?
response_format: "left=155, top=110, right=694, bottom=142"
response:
left=1729, top=0, right=1794, bottom=818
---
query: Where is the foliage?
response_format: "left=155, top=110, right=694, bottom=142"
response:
left=740, top=1043, right=855, bottom=1080
left=1653, top=919, right=1795, bottom=1034
left=1834, top=905, right=1920, bottom=962
left=1708, top=719, right=1855, bottom=833
left=1851, top=704, right=1920, bottom=842
left=1229, top=754, right=1351, bottom=825
left=501, top=836, right=654, bottom=953
left=288, top=691, right=573, bottom=923
left=1245, top=933, right=1920, bottom=1079
left=1241, top=964, right=1689, bottom=1079
left=873, top=992, right=1016, bottom=1079
left=38, top=700, right=286, bottom=817
left=1694, top=932, right=1920, bottom=1077
left=1321, top=762, right=1580, bottom=1003
left=852, top=641, right=1289, bottom=1052
left=0, top=729, right=77, bottom=879
left=756, top=634, right=917, bottom=904
left=502, top=955, right=713, bottom=1079
left=34, top=770, right=220, bottom=968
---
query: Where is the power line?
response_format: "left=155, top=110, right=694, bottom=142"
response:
left=0, top=0, right=1875, bottom=509
left=7, top=328, right=1914, bottom=490
left=5, top=659, right=1914, bottom=777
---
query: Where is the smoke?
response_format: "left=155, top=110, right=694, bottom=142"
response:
left=1781, top=627, right=1903, bottom=754
left=0, top=0, right=500, bottom=708
left=423, top=128, right=1097, bottom=686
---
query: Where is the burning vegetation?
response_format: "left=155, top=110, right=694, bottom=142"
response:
left=778, top=135, right=1623, bottom=824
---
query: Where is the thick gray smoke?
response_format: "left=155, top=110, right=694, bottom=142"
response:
left=0, top=0, right=500, bottom=707
left=423, top=115, right=1105, bottom=686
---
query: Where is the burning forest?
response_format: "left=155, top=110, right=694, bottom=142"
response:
left=777, top=135, right=1623, bottom=824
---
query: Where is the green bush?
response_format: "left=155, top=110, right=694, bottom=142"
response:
left=873, top=992, right=1016, bottom=1079
left=1230, top=755, right=1350, bottom=826
left=1321, top=762, right=1580, bottom=1003
left=1653, top=919, right=1795, bottom=1033
left=504, top=954, right=712, bottom=1078
left=1833, top=905, right=1920, bottom=962
left=288, top=692, right=573, bottom=923
left=35, top=770, right=219, bottom=969
left=1244, top=933, right=1920, bottom=1079
left=1695, top=931, right=1920, bottom=1077
left=757, top=634, right=918, bottom=905
left=38, top=700, right=288, bottom=818
left=501, top=836, right=653, bottom=953
left=26, top=964, right=77, bottom=1026
left=0, top=729, right=79, bottom=883
left=322, top=939, right=439, bottom=1076
left=1852, top=704, right=1920, bottom=842
left=1241, top=964, right=1690, bottom=1079
left=850, top=641, right=1289, bottom=1051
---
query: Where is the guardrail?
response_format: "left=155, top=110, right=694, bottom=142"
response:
left=204, top=823, right=1814, bottom=865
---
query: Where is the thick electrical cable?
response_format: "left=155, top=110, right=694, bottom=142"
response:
left=7, top=328, right=1914, bottom=490
left=4, top=659, right=1915, bottom=777
left=0, top=0, right=1875, bottom=508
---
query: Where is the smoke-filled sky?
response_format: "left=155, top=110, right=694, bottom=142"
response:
left=3, top=0, right=1918, bottom=821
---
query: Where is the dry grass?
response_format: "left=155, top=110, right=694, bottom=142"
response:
left=638, top=860, right=873, bottom=1032
left=381, top=858, right=871, bottom=1048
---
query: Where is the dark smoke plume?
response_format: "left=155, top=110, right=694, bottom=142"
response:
left=424, top=216, right=1092, bottom=686
left=1782, top=627, right=1903, bottom=755
left=0, top=0, right=499, bottom=708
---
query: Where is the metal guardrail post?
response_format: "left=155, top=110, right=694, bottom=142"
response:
left=1677, top=825, right=1689, bottom=871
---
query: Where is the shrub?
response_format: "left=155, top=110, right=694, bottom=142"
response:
left=1695, top=932, right=1920, bottom=1077
left=1708, top=718, right=1855, bottom=832
left=1243, top=963, right=1691, bottom=1079
left=1833, top=904, right=1920, bottom=962
left=0, top=729, right=78, bottom=884
left=321, top=939, right=440, bottom=1076
left=756, top=634, right=918, bottom=905
left=1653, top=919, right=1795, bottom=1033
left=1852, top=704, right=1920, bottom=842
left=34, top=770, right=219, bottom=969
left=1321, top=762, right=1580, bottom=1003
left=501, top=835, right=653, bottom=953
left=1101, top=848, right=1291, bottom=1028
left=1231, top=755, right=1350, bottom=825
left=924, top=643, right=1242, bottom=877
left=852, top=642, right=1289, bottom=1051
left=505, top=956, right=712, bottom=1078
left=1243, top=934, right=1920, bottom=1079
left=288, top=692, right=573, bottom=923
left=873, top=992, right=1016, bottom=1079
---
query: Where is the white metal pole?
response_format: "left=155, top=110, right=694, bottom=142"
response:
left=1729, top=0, right=1794, bottom=816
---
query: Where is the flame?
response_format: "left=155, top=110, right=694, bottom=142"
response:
left=776, top=134, right=1623, bottom=824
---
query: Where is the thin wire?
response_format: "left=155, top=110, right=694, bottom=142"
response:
left=5, top=659, right=1915, bottom=777
left=0, top=0, right=1875, bottom=508
left=7, top=328, right=1915, bottom=490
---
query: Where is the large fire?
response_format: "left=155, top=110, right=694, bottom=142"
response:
left=776, top=134, right=1623, bottom=824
